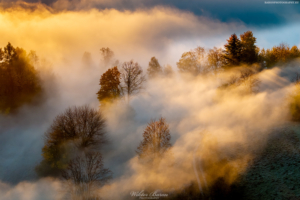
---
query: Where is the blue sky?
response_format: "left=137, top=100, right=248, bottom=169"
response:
left=11, top=0, right=300, bottom=25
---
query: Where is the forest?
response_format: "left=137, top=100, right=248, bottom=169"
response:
left=1, top=28, right=300, bottom=200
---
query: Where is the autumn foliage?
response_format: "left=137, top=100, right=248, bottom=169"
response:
left=97, top=66, right=121, bottom=104
left=0, top=43, right=42, bottom=113
left=136, top=117, right=172, bottom=163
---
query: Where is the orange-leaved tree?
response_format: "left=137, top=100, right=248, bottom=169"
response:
left=97, top=66, right=122, bottom=104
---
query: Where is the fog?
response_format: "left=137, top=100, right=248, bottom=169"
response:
left=0, top=2, right=300, bottom=200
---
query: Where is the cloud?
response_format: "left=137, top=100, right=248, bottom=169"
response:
left=0, top=179, right=63, bottom=200
left=0, top=2, right=300, bottom=199
left=96, top=65, right=299, bottom=199
left=0, top=4, right=247, bottom=68
left=2, top=0, right=300, bottom=27
left=1, top=54, right=300, bottom=199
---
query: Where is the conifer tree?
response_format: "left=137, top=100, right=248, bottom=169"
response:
left=223, top=34, right=242, bottom=67
left=240, top=31, right=258, bottom=64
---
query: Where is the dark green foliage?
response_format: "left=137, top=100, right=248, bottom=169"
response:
left=35, top=144, right=70, bottom=177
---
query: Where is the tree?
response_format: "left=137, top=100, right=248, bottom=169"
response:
left=147, top=57, right=162, bottom=78
left=36, top=105, right=107, bottom=177
left=258, top=43, right=300, bottom=68
left=290, top=45, right=300, bottom=59
left=97, top=66, right=121, bottom=104
left=120, top=60, right=145, bottom=101
left=100, top=47, right=114, bottom=67
left=177, top=47, right=207, bottom=75
left=207, top=47, right=224, bottom=73
left=163, top=64, right=174, bottom=77
left=62, top=152, right=112, bottom=199
left=136, top=118, right=172, bottom=163
left=240, top=31, right=258, bottom=64
left=0, top=43, right=42, bottom=113
left=223, top=34, right=242, bottom=67
left=46, top=105, right=107, bottom=148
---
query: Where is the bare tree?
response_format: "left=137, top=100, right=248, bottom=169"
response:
left=120, top=60, right=145, bottom=102
left=136, top=118, right=172, bottom=163
left=36, top=105, right=108, bottom=177
left=62, top=152, right=112, bottom=200
left=45, top=105, right=107, bottom=149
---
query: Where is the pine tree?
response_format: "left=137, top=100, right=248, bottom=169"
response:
left=240, top=31, right=258, bottom=64
left=223, top=34, right=242, bottom=67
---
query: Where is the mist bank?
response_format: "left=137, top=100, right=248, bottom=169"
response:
left=1, top=60, right=300, bottom=199
left=1, top=0, right=300, bottom=28
left=1, top=2, right=300, bottom=199
left=0, top=4, right=247, bottom=67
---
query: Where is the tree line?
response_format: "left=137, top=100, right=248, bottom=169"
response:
left=1, top=31, right=299, bottom=113
left=177, top=31, right=300, bottom=75
left=97, top=31, right=300, bottom=105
